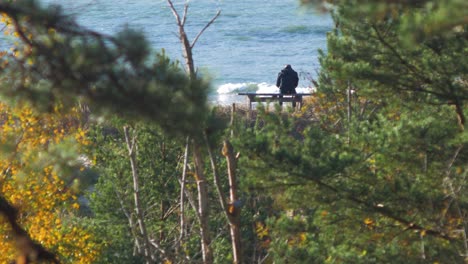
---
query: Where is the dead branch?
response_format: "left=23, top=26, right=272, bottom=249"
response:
left=203, top=132, right=229, bottom=215
left=166, top=0, right=221, bottom=79
left=191, top=10, right=221, bottom=49
left=167, top=0, right=183, bottom=27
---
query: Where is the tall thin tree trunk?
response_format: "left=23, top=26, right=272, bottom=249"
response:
left=347, top=82, right=352, bottom=144
left=124, top=126, right=154, bottom=264
left=223, top=140, right=242, bottom=264
left=192, top=142, right=213, bottom=264
left=454, top=101, right=465, bottom=131
left=179, top=137, right=190, bottom=243
left=166, top=2, right=220, bottom=262
left=114, top=188, right=142, bottom=256
left=205, top=134, right=242, bottom=264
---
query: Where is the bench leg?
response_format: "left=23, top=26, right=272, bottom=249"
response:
left=296, top=95, right=303, bottom=111
left=276, top=95, right=282, bottom=106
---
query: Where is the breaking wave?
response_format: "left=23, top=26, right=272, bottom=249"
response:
left=217, top=82, right=314, bottom=95
left=211, top=82, right=314, bottom=106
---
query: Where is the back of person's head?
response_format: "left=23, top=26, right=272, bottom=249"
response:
left=285, top=64, right=292, bottom=69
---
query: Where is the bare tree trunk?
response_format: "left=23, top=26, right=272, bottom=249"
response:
left=167, top=0, right=220, bottom=80
left=192, top=142, right=213, bottom=264
left=443, top=146, right=468, bottom=257
left=223, top=140, right=242, bottom=264
left=115, top=188, right=143, bottom=257
left=454, top=101, right=465, bottom=131
left=179, top=137, right=190, bottom=243
left=123, top=126, right=154, bottom=264
left=166, top=2, right=223, bottom=262
left=205, top=133, right=242, bottom=264
left=166, top=2, right=221, bottom=262
left=347, top=81, right=352, bottom=144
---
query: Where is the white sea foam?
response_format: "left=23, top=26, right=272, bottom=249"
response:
left=256, top=82, right=279, bottom=93
left=297, top=86, right=315, bottom=93
left=217, top=82, right=256, bottom=94
left=217, top=82, right=314, bottom=95
left=211, top=82, right=315, bottom=106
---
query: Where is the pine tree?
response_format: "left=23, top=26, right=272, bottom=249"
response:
left=234, top=0, right=468, bottom=262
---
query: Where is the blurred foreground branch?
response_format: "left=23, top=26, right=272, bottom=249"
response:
left=0, top=196, right=59, bottom=264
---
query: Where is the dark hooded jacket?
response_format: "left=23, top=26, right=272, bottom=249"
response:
left=276, top=65, right=299, bottom=94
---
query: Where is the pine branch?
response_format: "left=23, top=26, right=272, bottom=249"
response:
left=371, top=24, right=433, bottom=86
left=291, top=172, right=454, bottom=241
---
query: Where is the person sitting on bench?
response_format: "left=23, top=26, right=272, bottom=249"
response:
left=276, top=64, right=299, bottom=107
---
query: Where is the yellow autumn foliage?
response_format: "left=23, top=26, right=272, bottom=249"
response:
left=0, top=102, right=100, bottom=263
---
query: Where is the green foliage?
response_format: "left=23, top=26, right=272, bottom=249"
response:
left=233, top=0, right=468, bottom=262
left=86, top=118, right=187, bottom=262
left=234, top=107, right=355, bottom=189
left=319, top=0, right=468, bottom=122
left=235, top=106, right=466, bottom=262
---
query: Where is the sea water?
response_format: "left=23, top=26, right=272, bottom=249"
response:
left=3, top=0, right=333, bottom=105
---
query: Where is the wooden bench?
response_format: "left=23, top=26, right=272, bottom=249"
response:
left=237, top=92, right=312, bottom=111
